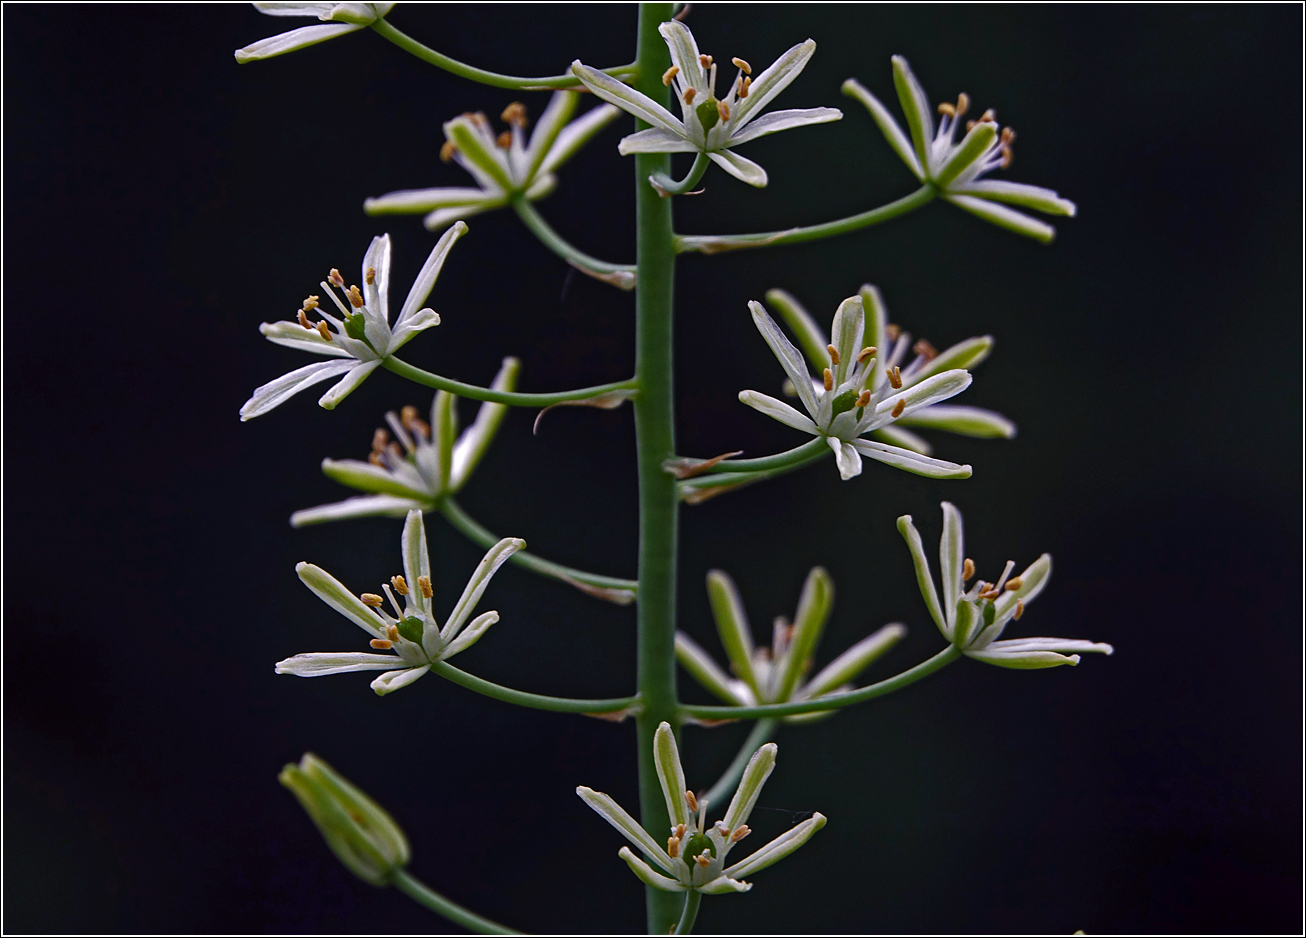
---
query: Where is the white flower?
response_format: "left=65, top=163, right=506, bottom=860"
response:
left=577, top=723, right=826, bottom=894
left=571, top=21, right=841, bottom=188
left=275, top=510, right=523, bottom=695
left=240, top=224, right=465, bottom=421
left=766, top=284, right=1016, bottom=458
left=740, top=292, right=975, bottom=481
left=843, top=56, right=1076, bottom=242
left=898, top=502, right=1114, bottom=668
left=364, top=95, right=620, bottom=231
left=676, top=569, right=905, bottom=725
left=234, top=3, right=393, bottom=63
left=290, top=360, right=518, bottom=526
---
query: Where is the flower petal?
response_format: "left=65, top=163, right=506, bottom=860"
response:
left=450, top=356, right=518, bottom=490
left=748, top=301, right=820, bottom=417
left=993, top=553, right=1053, bottom=619
left=909, top=335, right=993, bottom=383
left=895, top=515, right=946, bottom=635
left=540, top=102, right=621, bottom=174
left=841, top=78, right=923, bottom=179
left=675, top=631, right=749, bottom=706
left=872, top=369, right=972, bottom=423
left=732, top=39, right=817, bottom=125
left=763, top=289, right=829, bottom=371
left=982, top=637, right=1113, bottom=656
left=773, top=567, right=834, bottom=701
left=723, top=812, right=826, bottom=880
left=370, top=664, right=430, bottom=695
left=698, top=875, right=753, bottom=895
left=653, top=722, right=690, bottom=829
left=440, top=610, right=499, bottom=658
left=870, top=425, right=933, bottom=455
left=828, top=436, right=863, bottom=481
left=253, top=3, right=337, bottom=17
left=738, top=391, right=818, bottom=435
left=965, top=648, right=1081, bottom=669
left=361, top=233, right=392, bottom=329
left=570, top=62, right=684, bottom=136
left=259, top=320, right=355, bottom=358
left=943, top=194, right=1056, bottom=243
left=657, top=21, right=707, bottom=89
left=851, top=439, right=972, bottom=479
left=422, top=203, right=495, bottom=232
left=234, top=22, right=359, bottom=63
left=801, top=624, right=907, bottom=699
left=240, top=358, right=357, bottom=421
left=617, top=127, right=700, bottom=155
left=727, top=107, right=842, bottom=146
left=890, top=56, right=934, bottom=171
left=275, top=652, right=403, bottom=676
left=576, top=787, right=677, bottom=870
left=319, top=458, right=430, bottom=499
left=399, top=220, right=468, bottom=325
left=896, top=405, right=1015, bottom=439
left=707, top=150, right=768, bottom=187
left=364, top=187, right=501, bottom=214
left=291, top=494, right=426, bottom=528
left=939, top=502, right=965, bottom=630
left=859, top=283, right=890, bottom=390
left=948, top=179, right=1076, bottom=217
left=933, top=120, right=998, bottom=188
left=705, top=570, right=760, bottom=698
left=445, top=117, right=515, bottom=192
left=618, top=846, right=685, bottom=892
left=317, top=360, right=381, bottom=411
left=829, top=295, right=865, bottom=386
left=722, top=743, right=777, bottom=831
left=440, top=537, right=525, bottom=642
left=296, top=561, right=386, bottom=638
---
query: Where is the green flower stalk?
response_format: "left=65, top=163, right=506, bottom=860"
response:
left=899, top=502, right=1114, bottom=668
left=279, top=753, right=410, bottom=886
left=676, top=569, right=905, bottom=724
left=577, top=722, right=826, bottom=895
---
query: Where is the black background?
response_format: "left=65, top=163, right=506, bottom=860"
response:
left=4, top=4, right=1301, bottom=934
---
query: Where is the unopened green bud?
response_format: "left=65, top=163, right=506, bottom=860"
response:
left=279, top=753, right=409, bottom=886
left=695, top=97, right=720, bottom=131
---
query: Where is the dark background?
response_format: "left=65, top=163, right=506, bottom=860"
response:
left=4, top=4, right=1301, bottom=934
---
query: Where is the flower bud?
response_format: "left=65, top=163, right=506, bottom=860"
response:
left=279, top=753, right=410, bottom=886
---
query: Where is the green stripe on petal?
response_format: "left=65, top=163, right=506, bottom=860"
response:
left=296, top=562, right=386, bottom=638
left=722, top=743, right=777, bottom=831
left=653, top=722, right=689, bottom=828
left=895, top=515, right=946, bottom=635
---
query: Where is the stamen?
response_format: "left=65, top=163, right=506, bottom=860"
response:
left=317, top=322, right=332, bottom=342
left=695, top=854, right=710, bottom=868
left=885, top=323, right=901, bottom=341
left=891, top=398, right=905, bottom=418
left=662, top=65, right=680, bottom=85
left=387, top=442, right=403, bottom=460
left=667, top=836, right=680, bottom=858
left=365, top=267, right=376, bottom=286
left=685, top=790, right=698, bottom=813
left=1000, top=147, right=1013, bottom=169
left=302, top=295, right=320, bottom=312
left=731, top=56, right=752, bottom=75
left=683, top=87, right=697, bottom=105
left=937, top=102, right=956, bottom=117
left=1001, top=127, right=1016, bottom=144
left=439, top=140, right=457, bottom=163
left=372, top=428, right=389, bottom=452
left=962, top=558, right=975, bottom=581
left=730, top=825, right=751, bottom=843
left=1004, top=576, right=1023, bottom=592
left=418, top=576, right=433, bottom=599
left=716, top=100, right=730, bottom=122
left=887, top=365, right=902, bottom=389
left=369, top=638, right=393, bottom=649
left=297, top=309, right=313, bottom=330
left=400, top=405, right=420, bottom=430
left=955, top=92, right=970, bottom=117
left=1014, top=600, right=1025, bottom=620
left=737, top=75, right=751, bottom=98
left=368, top=452, right=385, bottom=467
left=698, top=54, right=712, bottom=69
left=360, top=593, right=384, bottom=607
left=496, top=131, right=512, bottom=149
left=856, top=390, right=871, bottom=408
left=674, top=823, right=686, bottom=839
left=822, top=368, right=833, bottom=391
left=329, top=269, right=345, bottom=288
left=827, top=344, right=840, bottom=365
left=348, top=285, right=365, bottom=308
left=912, top=339, right=937, bottom=361
left=979, top=109, right=996, bottom=123
left=857, top=346, right=876, bottom=363
left=500, top=101, right=528, bottom=128
left=387, top=624, right=399, bottom=641
left=993, top=560, right=1015, bottom=592
left=979, top=587, right=1000, bottom=600
left=392, top=575, right=409, bottom=596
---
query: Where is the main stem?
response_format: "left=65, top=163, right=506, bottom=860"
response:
left=631, top=4, right=680, bottom=935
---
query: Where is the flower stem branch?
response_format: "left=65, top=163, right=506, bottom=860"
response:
left=675, top=185, right=936, bottom=254
left=430, top=661, right=639, bottom=715
left=370, top=19, right=637, bottom=90
left=677, top=646, right=962, bottom=720
left=382, top=357, right=638, bottom=406
left=391, top=868, right=521, bottom=935
left=511, top=199, right=637, bottom=289
left=440, top=498, right=638, bottom=601
left=650, top=152, right=709, bottom=197
left=690, top=437, right=830, bottom=475
left=673, top=890, right=702, bottom=935
left=700, top=718, right=778, bottom=808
